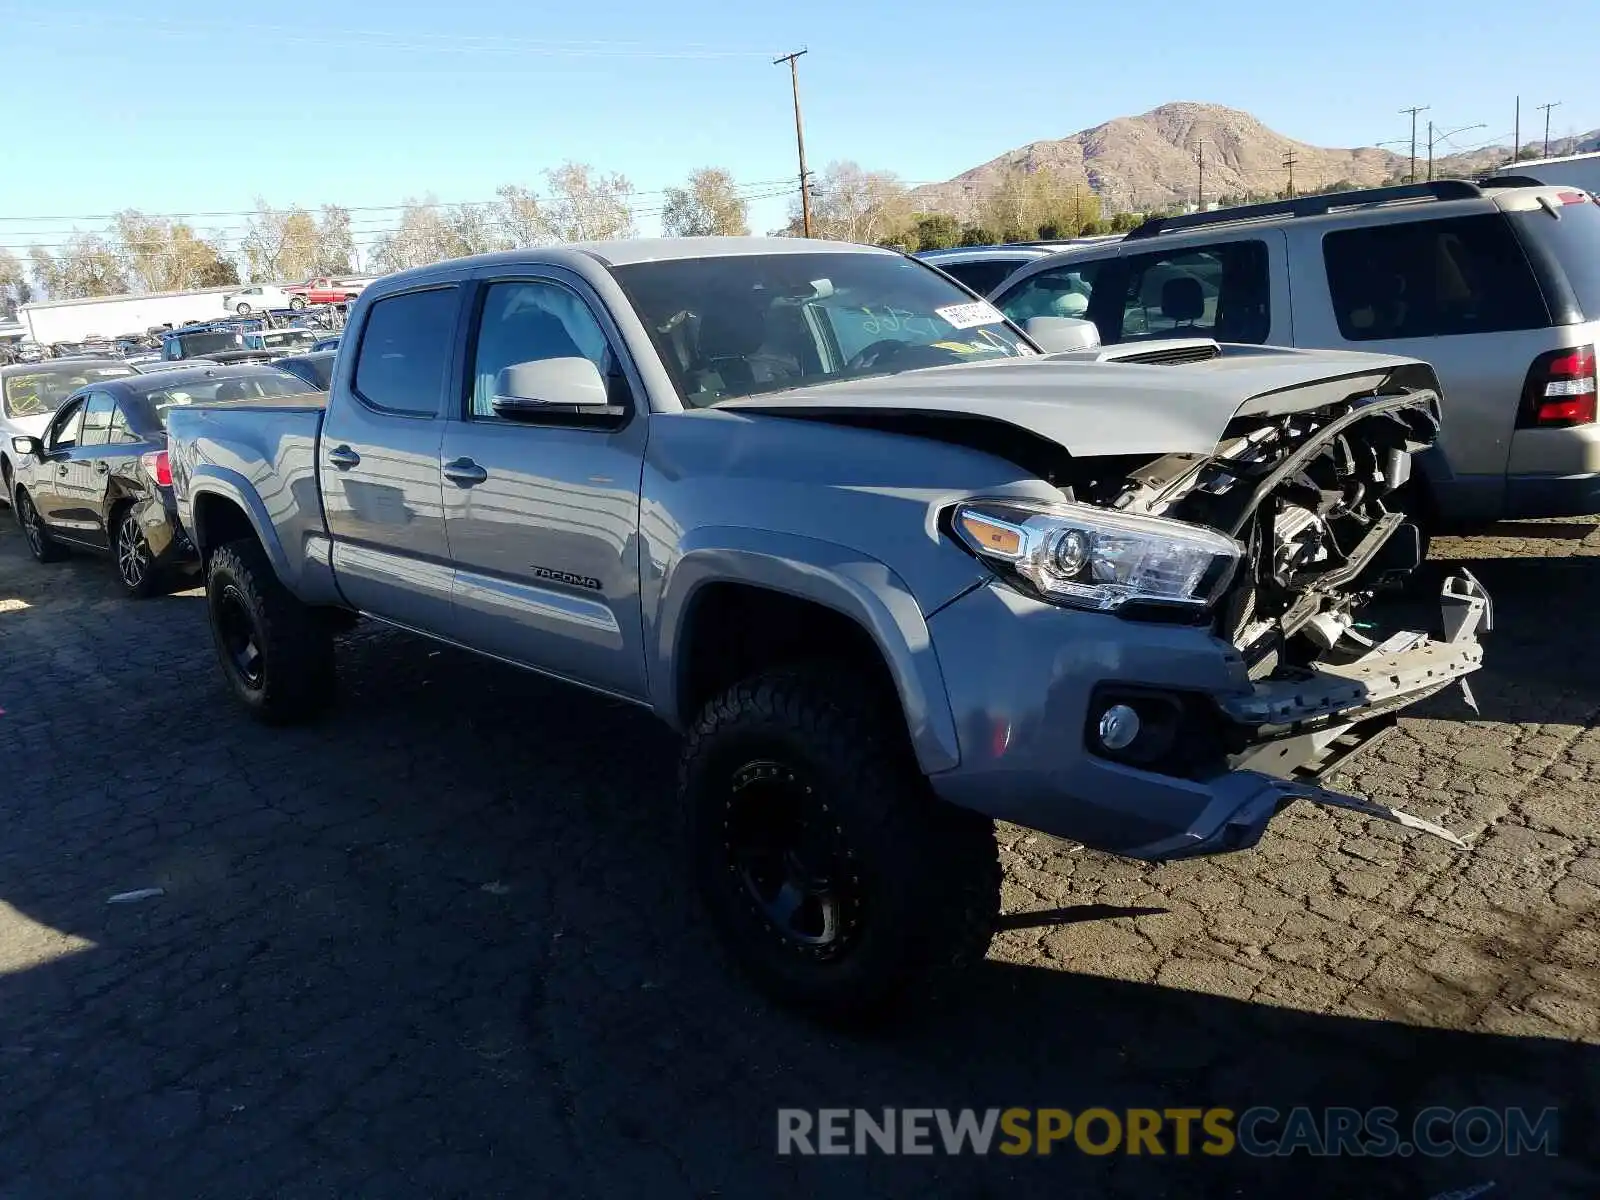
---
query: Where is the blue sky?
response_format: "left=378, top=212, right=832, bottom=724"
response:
left=2, top=0, right=1596, bottom=265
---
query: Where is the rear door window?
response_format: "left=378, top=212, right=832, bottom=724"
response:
left=1506, top=193, right=1600, bottom=321
left=1323, top=214, right=1549, bottom=340
left=353, top=287, right=458, bottom=416
left=1107, top=241, right=1271, bottom=343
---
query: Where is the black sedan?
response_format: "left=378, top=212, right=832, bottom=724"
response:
left=8, top=364, right=314, bottom=596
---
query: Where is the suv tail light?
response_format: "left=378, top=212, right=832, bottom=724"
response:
left=141, top=449, right=172, bottom=487
left=1519, top=345, right=1597, bottom=428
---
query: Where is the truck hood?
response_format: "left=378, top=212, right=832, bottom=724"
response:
left=719, top=346, right=1431, bottom=458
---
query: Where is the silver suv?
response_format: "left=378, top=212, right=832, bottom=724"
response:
left=990, top=180, right=1600, bottom=526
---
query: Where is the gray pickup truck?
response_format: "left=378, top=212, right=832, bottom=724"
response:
left=167, top=237, right=1490, bottom=1020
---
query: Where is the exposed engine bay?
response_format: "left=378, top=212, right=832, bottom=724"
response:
left=1066, top=386, right=1441, bottom=680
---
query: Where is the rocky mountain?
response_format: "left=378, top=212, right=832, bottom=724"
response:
left=911, top=102, right=1600, bottom=217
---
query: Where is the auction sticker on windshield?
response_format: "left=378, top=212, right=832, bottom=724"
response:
left=935, top=301, right=1006, bottom=330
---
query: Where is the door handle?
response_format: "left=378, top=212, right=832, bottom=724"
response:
left=95, top=462, right=109, bottom=475
left=443, top=457, right=488, bottom=487
left=58, top=464, right=69, bottom=476
left=327, top=445, right=361, bottom=470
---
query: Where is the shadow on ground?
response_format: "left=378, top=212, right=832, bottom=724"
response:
left=0, top=532, right=1594, bottom=1198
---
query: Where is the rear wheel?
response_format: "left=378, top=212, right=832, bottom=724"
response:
left=114, top=508, right=161, bottom=598
left=681, top=668, right=1000, bottom=1023
left=235, top=302, right=251, bottom=316
left=206, top=539, right=334, bottom=723
left=289, top=296, right=307, bottom=311
left=14, top=489, right=66, bottom=563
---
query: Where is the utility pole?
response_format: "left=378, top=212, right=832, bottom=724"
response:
left=774, top=49, right=813, bottom=238
left=1513, top=96, right=1521, bottom=165
left=1282, top=150, right=1298, bottom=198
left=1195, top=141, right=1205, bottom=213
left=1400, top=105, right=1430, bottom=183
left=1538, top=101, right=1562, bottom=158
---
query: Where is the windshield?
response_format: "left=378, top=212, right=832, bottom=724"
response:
left=610, top=252, right=1035, bottom=406
left=1509, top=194, right=1600, bottom=319
left=144, top=372, right=313, bottom=426
left=175, top=332, right=245, bottom=356
left=4, top=365, right=135, bottom=419
left=250, top=330, right=316, bottom=351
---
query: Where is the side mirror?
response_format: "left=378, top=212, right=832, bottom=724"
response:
left=1023, top=316, right=1102, bottom=354
left=491, top=357, right=610, bottom=418
left=10, top=435, right=42, bottom=458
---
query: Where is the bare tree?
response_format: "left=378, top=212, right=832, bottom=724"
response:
left=29, top=235, right=129, bottom=299
left=540, top=163, right=635, bottom=242
left=241, top=200, right=320, bottom=281
left=793, top=162, right=913, bottom=244
left=114, top=211, right=237, bottom=292
left=0, top=249, right=30, bottom=318
left=495, top=184, right=548, bottom=248
left=370, top=198, right=464, bottom=273
left=662, top=168, right=750, bottom=237
left=447, top=203, right=511, bottom=257
left=312, top=205, right=356, bottom=274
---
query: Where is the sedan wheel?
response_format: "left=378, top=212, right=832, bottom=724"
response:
left=116, top=511, right=158, bottom=597
left=15, top=491, right=65, bottom=563
left=236, top=302, right=251, bottom=315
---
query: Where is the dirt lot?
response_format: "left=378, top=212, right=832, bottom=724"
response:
left=0, top=516, right=1595, bottom=1198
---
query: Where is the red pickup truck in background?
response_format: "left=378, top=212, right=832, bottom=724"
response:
left=283, top=276, right=374, bottom=307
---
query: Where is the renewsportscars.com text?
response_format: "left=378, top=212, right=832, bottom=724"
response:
left=777, top=1106, right=1558, bottom=1158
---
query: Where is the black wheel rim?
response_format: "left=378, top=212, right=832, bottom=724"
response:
left=216, top=584, right=264, bottom=688
left=19, top=496, right=43, bottom=556
left=117, top=518, right=147, bottom=588
left=722, top=759, right=862, bottom=958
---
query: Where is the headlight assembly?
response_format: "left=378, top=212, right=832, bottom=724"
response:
left=949, top=499, right=1243, bottom=613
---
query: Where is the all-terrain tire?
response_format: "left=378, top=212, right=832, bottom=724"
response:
left=681, top=667, right=1000, bottom=1024
left=206, top=538, right=335, bottom=723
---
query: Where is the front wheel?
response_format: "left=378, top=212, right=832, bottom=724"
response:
left=681, top=668, right=1000, bottom=1023
left=206, top=539, right=334, bottom=723
left=235, top=302, right=251, bottom=316
left=14, top=489, right=67, bottom=563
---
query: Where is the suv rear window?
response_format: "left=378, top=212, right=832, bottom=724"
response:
left=1323, top=214, right=1549, bottom=340
left=352, top=287, right=457, bottom=415
left=936, top=258, right=1031, bottom=296
left=1506, top=194, right=1600, bottom=321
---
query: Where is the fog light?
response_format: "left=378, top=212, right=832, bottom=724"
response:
left=1097, top=704, right=1141, bottom=751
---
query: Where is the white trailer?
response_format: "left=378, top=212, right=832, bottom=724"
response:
left=18, top=286, right=242, bottom=344
left=1487, top=149, right=1600, bottom=194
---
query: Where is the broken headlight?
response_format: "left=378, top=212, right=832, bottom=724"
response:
left=950, top=499, right=1243, bottom=613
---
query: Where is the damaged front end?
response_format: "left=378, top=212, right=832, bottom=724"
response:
left=947, top=365, right=1489, bottom=856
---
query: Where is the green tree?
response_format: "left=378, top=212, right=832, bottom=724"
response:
left=114, top=211, right=237, bottom=292
left=959, top=225, right=1000, bottom=247
left=662, top=167, right=750, bottom=237
left=28, top=234, right=128, bottom=299
left=912, top=213, right=963, bottom=251
left=1109, top=211, right=1143, bottom=233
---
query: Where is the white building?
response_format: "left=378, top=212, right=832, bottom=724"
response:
left=1486, top=149, right=1600, bottom=194
left=18, top=285, right=245, bottom=344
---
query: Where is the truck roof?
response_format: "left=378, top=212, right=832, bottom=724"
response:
left=373, top=237, right=896, bottom=291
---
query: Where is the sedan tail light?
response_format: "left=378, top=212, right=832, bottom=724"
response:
left=1519, top=345, right=1597, bottom=428
left=141, top=449, right=172, bottom=487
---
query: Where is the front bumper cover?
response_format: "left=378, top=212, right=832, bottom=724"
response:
left=925, top=570, right=1490, bottom=861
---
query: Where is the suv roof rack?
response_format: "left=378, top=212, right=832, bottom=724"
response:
left=1123, top=179, right=1485, bottom=242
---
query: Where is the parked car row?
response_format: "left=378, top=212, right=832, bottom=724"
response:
left=2, top=351, right=334, bottom=591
